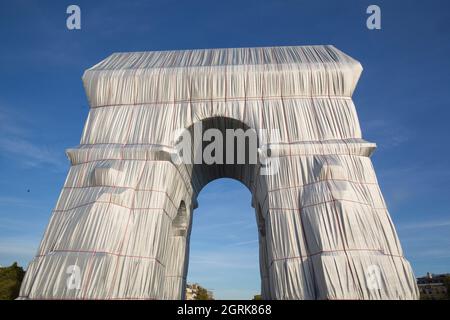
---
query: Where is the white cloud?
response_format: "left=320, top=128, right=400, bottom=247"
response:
left=398, top=218, right=450, bottom=231
left=0, top=107, right=66, bottom=169
left=189, top=249, right=258, bottom=270
left=0, top=196, right=44, bottom=207
left=227, top=239, right=259, bottom=247
left=377, top=163, right=450, bottom=207
left=192, top=219, right=254, bottom=232
left=362, top=119, right=410, bottom=149
left=409, top=248, right=450, bottom=260
left=0, top=136, right=65, bottom=168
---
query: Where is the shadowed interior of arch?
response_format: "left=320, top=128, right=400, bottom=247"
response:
left=184, top=116, right=260, bottom=195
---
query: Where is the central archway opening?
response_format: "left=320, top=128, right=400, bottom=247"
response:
left=178, top=116, right=267, bottom=299
left=187, top=178, right=260, bottom=300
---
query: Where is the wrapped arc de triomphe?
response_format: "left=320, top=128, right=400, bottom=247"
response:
left=19, top=46, right=419, bottom=300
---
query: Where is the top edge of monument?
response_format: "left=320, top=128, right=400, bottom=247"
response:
left=86, top=45, right=360, bottom=72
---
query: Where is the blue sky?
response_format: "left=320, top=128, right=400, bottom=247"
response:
left=0, top=0, right=449, bottom=299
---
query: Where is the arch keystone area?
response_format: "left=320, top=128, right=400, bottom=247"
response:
left=19, top=46, right=419, bottom=300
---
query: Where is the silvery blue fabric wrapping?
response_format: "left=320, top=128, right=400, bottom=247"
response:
left=19, top=46, right=419, bottom=300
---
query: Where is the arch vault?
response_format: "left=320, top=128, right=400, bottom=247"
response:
left=19, top=46, right=419, bottom=299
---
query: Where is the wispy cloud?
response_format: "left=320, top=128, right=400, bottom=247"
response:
left=408, top=248, right=450, bottom=260
left=0, top=106, right=66, bottom=169
left=398, top=217, right=450, bottom=272
left=0, top=196, right=43, bottom=207
left=193, top=219, right=254, bottom=232
left=0, top=215, right=48, bottom=233
left=189, top=248, right=259, bottom=270
left=0, top=137, right=65, bottom=168
left=362, top=119, right=411, bottom=149
left=398, top=218, right=450, bottom=231
left=377, top=163, right=450, bottom=207
left=227, top=239, right=259, bottom=247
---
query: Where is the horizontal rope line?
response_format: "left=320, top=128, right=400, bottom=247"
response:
left=63, top=173, right=377, bottom=197
left=267, top=178, right=379, bottom=193
left=165, top=275, right=186, bottom=279
left=64, top=158, right=194, bottom=195
left=74, top=139, right=369, bottom=150
left=62, top=185, right=177, bottom=211
left=53, top=201, right=172, bottom=219
left=18, top=296, right=157, bottom=300
left=68, top=151, right=370, bottom=166
left=262, top=178, right=380, bottom=207
left=76, top=142, right=173, bottom=147
left=38, top=246, right=395, bottom=269
left=36, top=249, right=166, bottom=267
left=90, top=94, right=353, bottom=109
left=275, top=152, right=371, bottom=158
left=269, top=198, right=386, bottom=211
left=89, top=60, right=353, bottom=72
left=74, top=141, right=373, bottom=149
left=269, top=249, right=405, bottom=268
